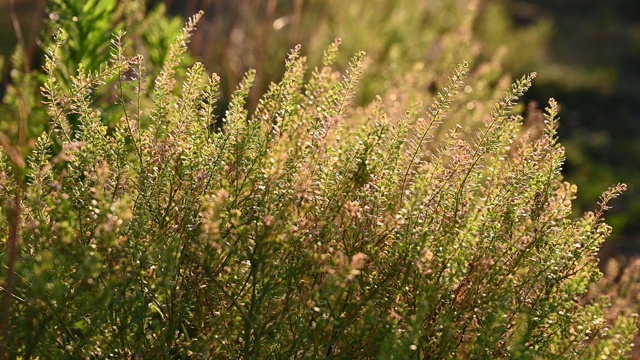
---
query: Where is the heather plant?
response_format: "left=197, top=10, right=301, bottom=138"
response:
left=178, top=0, right=634, bottom=233
left=0, top=0, right=188, bottom=144
left=182, top=0, right=554, bottom=109
left=45, top=0, right=188, bottom=79
left=585, top=257, right=640, bottom=358
left=0, top=10, right=637, bottom=360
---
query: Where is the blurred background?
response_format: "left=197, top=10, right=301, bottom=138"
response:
left=1, top=0, right=639, bottom=263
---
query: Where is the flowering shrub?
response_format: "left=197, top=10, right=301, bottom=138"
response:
left=585, top=256, right=640, bottom=358
left=0, top=10, right=636, bottom=360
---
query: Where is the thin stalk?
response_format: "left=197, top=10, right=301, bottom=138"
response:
left=1, top=166, right=22, bottom=359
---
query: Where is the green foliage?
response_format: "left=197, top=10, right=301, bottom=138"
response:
left=0, top=9, right=636, bottom=359
left=45, top=0, right=186, bottom=79
left=183, top=0, right=638, bottom=239
left=0, top=0, right=187, bottom=147
left=47, top=0, right=122, bottom=72
left=585, top=257, right=640, bottom=359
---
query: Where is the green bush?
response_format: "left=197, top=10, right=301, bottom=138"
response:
left=585, top=256, right=640, bottom=359
left=0, top=9, right=636, bottom=360
left=185, top=0, right=555, bottom=110
left=0, top=0, right=187, bottom=145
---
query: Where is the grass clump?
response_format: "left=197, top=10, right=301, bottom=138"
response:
left=0, top=10, right=636, bottom=360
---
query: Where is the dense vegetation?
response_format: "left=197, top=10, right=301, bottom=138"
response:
left=5, top=0, right=639, bottom=243
left=0, top=0, right=637, bottom=358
